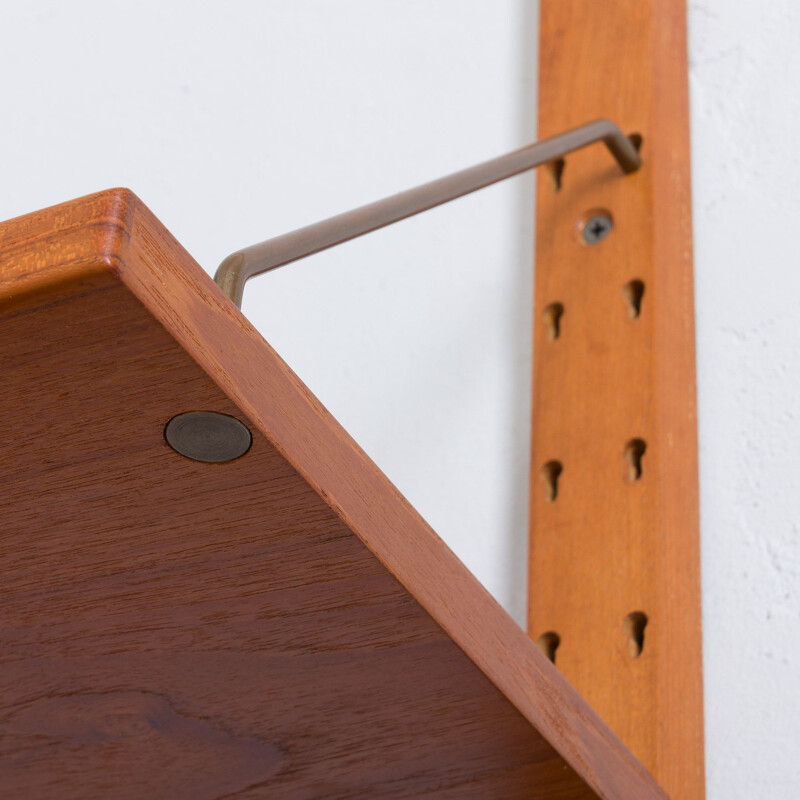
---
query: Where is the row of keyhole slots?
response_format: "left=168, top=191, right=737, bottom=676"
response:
left=537, top=272, right=648, bottom=665
left=537, top=444, right=648, bottom=663
left=543, top=279, right=645, bottom=340
left=537, top=612, right=648, bottom=664
left=540, top=438, right=646, bottom=504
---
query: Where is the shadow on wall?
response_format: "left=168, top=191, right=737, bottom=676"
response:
left=504, top=0, right=538, bottom=627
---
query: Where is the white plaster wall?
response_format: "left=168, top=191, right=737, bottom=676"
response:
left=0, top=2, right=794, bottom=797
left=690, top=2, right=800, bottom=796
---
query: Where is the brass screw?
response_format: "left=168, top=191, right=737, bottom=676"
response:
left=582, top=214, right=613, bottom=244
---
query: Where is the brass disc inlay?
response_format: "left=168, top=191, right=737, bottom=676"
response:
left=165, top=411, right=252, bottom=463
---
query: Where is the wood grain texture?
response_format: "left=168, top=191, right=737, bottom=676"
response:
left=0, top=190, right=665, bottom=798
left=530, top=1, right=704, bottom=797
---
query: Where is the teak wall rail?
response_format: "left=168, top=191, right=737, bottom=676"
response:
left=529, top=1, right=704, bottom=798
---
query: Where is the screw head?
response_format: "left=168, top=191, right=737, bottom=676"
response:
left=581, top=213, right=613, bottom=245
left=165, top=411, right=252, bottom=463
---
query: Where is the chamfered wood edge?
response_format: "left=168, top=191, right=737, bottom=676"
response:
left=0, top=189, right=666, bottom=800
left=652, top=1, right=705, bottom=793
left=0, top=192, right=126, bottom=312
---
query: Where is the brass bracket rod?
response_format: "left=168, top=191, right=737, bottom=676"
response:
left=214, top=118, right=640, bottom=307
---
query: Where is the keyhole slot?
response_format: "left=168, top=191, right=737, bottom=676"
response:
left=543, top=303, right=564, bottom=340
left=623, top=279, right=645, bottom=319
left=540, top=460, right=563, bottom=502
left=537, top=631, right=561, bottom=663
left=547, top=158, right=565, bottom=191
left=624, top=439, right=646, bottom=481
left=623, top=611, right=648, bottom=658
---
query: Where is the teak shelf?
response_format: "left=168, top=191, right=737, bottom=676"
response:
left=0, top=190, right=665, bottom=798
left=1, top=4, right=703, bottom=796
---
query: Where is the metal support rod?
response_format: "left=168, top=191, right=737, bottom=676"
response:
left=214, top=118, right=640, bottom=307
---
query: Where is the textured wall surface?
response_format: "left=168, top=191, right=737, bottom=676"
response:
left=0, top=2, right=794, bottom=797
left=690, top=1, right=800, bottom=796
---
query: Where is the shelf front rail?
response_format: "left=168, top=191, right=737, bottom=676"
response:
left=214, top=119, right=640, bottom=307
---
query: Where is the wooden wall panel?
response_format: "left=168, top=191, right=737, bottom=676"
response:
left=529, top=2, right=704, bottom=798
